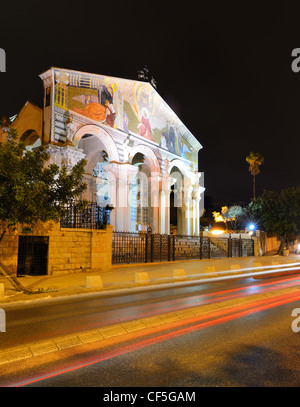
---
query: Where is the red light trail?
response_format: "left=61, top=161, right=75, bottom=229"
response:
left=9, top=284, right=300, bottom=388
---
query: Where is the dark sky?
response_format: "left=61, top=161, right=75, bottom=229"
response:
left=0, top=1, right=299, bottom=205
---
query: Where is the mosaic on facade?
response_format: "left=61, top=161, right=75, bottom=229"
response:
left=53, top=69, right=197, bottom=164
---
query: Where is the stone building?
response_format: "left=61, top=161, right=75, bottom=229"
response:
left=1, top=67, right=204, bottom=236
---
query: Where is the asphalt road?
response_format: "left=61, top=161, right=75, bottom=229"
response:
left=2, top=273, right=300, bottom=388
left=2, top=274, right=300, bottom=349
left=6, top=295, right=300, bottom=387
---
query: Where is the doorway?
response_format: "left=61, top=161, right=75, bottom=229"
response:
left=17, top=236, right=49, bottom=276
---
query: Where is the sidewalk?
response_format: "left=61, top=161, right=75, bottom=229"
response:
left=1, top=255, right=300, bottom=306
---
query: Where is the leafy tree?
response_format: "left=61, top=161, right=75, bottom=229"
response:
left=0, top=128, right=87, bottom=292
left=247, top=186, right=300, bottom=254
left=212, top=205, right=247, bottom=232
left=246, top=151, right=264, bottom=199
left=221, top=205, right=247, bottom=231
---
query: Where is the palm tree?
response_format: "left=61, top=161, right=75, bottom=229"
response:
left=246, top=152, right=264, bottom=200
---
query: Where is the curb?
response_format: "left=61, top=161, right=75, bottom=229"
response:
left=1, top=262, right=300, bottom=308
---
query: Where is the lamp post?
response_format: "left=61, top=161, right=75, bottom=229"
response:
left=104, top=204, right=114, bottom=226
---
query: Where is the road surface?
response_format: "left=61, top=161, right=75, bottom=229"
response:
left=1, top=273, right=300, bottom=387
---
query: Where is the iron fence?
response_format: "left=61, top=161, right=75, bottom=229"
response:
left=112, top=232, right=254, bottom=264
left=112, top=232, right=147, bottom=264
left=60, top=202, right=111, bottom=229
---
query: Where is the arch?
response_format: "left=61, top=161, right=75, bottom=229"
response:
left=21, top=129, right=41, bottom=150
left=168, top=158, right=188, bottom=177
left=73, top=124, right=119, bottom=163
left=128, top=144, right=160, bottom=174
left=84, top=149, right=109, bottom=175
left=10, top=102, right=43, bottom=145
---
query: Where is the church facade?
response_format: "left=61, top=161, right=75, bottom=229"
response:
left=3, top=68, right=205, bottom=236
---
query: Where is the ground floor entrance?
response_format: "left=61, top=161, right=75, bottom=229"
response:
left=17, top=236, right=49, bottom=276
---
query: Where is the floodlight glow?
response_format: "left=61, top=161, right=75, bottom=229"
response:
left=211, top=229, right=225, bottom=236
left=248, top=224, right=255, bottom=230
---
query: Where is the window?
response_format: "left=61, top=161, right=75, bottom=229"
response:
left=45, top=87, right=51, bottom=107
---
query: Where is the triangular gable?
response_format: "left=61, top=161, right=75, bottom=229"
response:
left=10, top=101, right=42, bottom=141
left=47, top=67, right=202, bottom=162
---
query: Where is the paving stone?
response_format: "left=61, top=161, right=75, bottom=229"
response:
left=175, top=309, right=196, bottom=319
left=55, top=334, right=82, bottom=350
left=79, top=330, right=105, bottom=344
left=122, top=320, right=147, bottom=332
left=30, top=341, right=58, bottom=356
left=0, top=347, right=32, bottom=364
left=99, top=324, right=127, bottom=338
left=140, top=316, right=164, bottom=327
left=160, top=312, right=181, bottom=323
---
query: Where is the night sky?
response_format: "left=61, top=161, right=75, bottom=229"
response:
left=0, top=2, right=299, bottom=206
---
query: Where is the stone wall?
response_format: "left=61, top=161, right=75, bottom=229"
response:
left=0, top=221, right=113, bottom=276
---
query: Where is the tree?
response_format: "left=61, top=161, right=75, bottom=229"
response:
left=246, top=151, right=264, bottom=200
left=0, top=128, right=87, bottom=292
left=221, top=205, right=247, bottom=231
left=212, top=205, right=246, bottom=232
left=247, top=186, right=300, bottom=254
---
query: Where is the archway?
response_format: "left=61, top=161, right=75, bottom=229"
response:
left=129, top=152, right=152, bottom=232
left=127, top=145, right=161, bottom=232
left=21, top=129, right=41, bottom=151
left=77, top=133, right=111, bottom=205
left=74, top=124, right=119, bottom=162
left=170, top=165, right=185, bottom=235
left=128, top=144, right=160, bottom=174
left=74, top=125, right=119, bottom=205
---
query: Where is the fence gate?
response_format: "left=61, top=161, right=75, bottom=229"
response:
left=112, top=232, right=147, bottom=264
left=112, top=232, right=175, bottom=264
left=151, top=234, right=174, bottom=262
left=17, top=236, right=49, bottom=276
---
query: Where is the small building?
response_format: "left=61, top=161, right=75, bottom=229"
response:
left=1, top=67, right=205, bottom=236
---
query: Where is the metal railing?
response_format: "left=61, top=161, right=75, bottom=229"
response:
left=112, top=231, right=254, bottom=264
left=112, top=232, right=147, bottom=264
left=60, top=202, right=112, bottom=229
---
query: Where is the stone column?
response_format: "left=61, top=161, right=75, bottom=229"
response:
left=182, top=184, right=193, bottom=236
left=192, top=185, right=205, bottom=236
left=159, top=175, right=176, bottom=234
left=103, top=162, right=138, bottom=232
left=149, top=173, right=160, bottom=234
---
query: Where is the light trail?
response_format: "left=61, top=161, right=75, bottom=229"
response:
left=39, top=273, right=300, bottom=336
left=73, top=274, right=300, bottom=330
left=9, top=288, right=300, bottom=387
left=148, top=262, right=300, bottom=285
left=170, top=264, right=300, bottom=286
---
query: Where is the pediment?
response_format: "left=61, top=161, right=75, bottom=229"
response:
left=41, top=68, right=202, bottom=164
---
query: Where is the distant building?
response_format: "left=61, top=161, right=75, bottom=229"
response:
left=0, top=68, right=204, bottom=235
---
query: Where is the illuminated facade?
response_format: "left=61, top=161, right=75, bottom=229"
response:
left=2, top=68, right=205, bottom=235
